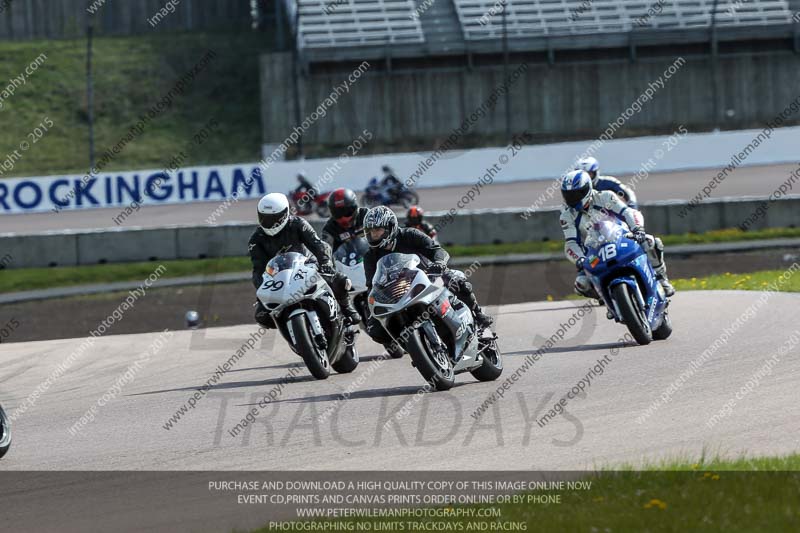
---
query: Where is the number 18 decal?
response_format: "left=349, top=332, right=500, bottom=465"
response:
left=598, top=243, right=617, bottom=261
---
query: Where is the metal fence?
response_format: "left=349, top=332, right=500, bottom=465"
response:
left=0, top=0, right=252, bottom=40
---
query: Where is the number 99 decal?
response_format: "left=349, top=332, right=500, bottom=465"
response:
left=262, top=280, right=285, bottom=291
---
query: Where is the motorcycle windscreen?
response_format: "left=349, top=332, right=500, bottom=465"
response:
left=583, top=215, right=627, bottom=250
left=333, top=237, right=370, bottom=267
left=266, top=252, right=307, bottom=276
left=371, top=253, right=421, bottom=304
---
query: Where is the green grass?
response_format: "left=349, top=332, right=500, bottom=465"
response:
left=673, top=269, right=800, bottom=293
left=0, top=257, right=251, bottom=293
left=446, top=226, right=800, bottom=256
left=0, top=32, right=268, bottom=177
left=252, top=454, right=800, bottom=533
left=2, top=226, right=799, bottom=293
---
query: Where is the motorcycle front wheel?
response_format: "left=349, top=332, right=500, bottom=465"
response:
left=611, top=283, right=652, bottom=345
left=406, top=328, right=455, bottom=391
left=290, top=315, right=331, bottom=379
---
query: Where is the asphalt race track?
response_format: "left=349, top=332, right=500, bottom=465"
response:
left=2, top=291, right=798, bottom=473
left=2, top=163, right=796, bottom=233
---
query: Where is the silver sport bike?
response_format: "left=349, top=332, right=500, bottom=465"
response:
left=257, top=252, right=359, bottom=379
left=368, top=253, right=502, bottom=391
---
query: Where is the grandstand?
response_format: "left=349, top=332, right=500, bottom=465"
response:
left=282, top=0, right=799, bottom=62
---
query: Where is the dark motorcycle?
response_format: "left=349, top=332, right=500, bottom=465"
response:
left=361, top=179, right=419, bottom=209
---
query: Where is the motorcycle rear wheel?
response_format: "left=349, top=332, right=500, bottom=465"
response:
left=290, top=315, right=331, bottom=379
left=611, top=283, right=652, bottom=345
left=406, top=329, right=455, bottom=391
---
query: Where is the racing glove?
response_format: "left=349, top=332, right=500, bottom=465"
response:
left=630, top=227, right=647, bottom=244
left=319, top=262, right=335, bottom=275
left=427, top=262, right=447, bottom=276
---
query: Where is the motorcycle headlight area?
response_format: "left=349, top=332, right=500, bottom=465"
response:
left=372, top=269, right=418, bottom=304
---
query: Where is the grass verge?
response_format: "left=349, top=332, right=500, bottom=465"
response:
left=673, top=269, right=800, bottom=293
left=252, top=455, right=800, bottom=533
left=2, top=227, right=799, bottom=293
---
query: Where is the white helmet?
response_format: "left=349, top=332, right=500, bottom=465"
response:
left=561, top=170, right=593, bottom=211
left=576, top=157, right=599, bottom=182
left=257, top=193, right=290, bottom=236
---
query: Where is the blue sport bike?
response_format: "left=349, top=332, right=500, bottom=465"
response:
left=582, top=217, right=673, bottom=345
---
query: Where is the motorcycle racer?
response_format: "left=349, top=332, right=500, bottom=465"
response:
left=362, top=206, right=493, bottom=349
left=249, top=193, right=360, bottom=328
left=559, top=170, right=675, bottom=299
left=321, top=188, right=369, bottom=251
left=575, top=156, right=638, bottom=208
left=404, top=205, right=437, bottom=240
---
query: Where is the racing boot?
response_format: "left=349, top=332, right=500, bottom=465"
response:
left=657, top=275, right=675, bottom=297
left=473, top=306, right=494, bottom=329
left=338, top=295, right=361, bottom=327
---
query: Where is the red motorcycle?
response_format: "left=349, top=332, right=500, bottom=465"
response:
left=289, top=190, right=331, bottom=218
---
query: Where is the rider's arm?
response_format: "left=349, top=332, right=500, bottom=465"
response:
left=249, top=233, right=268, bottom=289
left=559, top=209, right=584, bottom=267
left=597, top=191, right=645, bottom=230
left=602, top=176, right=638, bottom=208
left=408, top=228, right=449, bottom=266
left=364, top=252, right=377, bottom=292
left=320, top=220, right=337, bottom=250
left=423, top=222, right=437, bottom=239
left=298, top=218, right=334, bottom=267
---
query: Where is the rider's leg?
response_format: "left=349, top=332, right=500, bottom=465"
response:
left=574, top=272, right=599, bottom=299
left=443, top=269, right=493, bottom=328
left=643, top=235, right=675, bottom=296
left=322, top=271, right=360, bottom=325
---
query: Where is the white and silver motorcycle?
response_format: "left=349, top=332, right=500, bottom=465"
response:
left=257, top=252, right=359, bottom=379
left=368, top=253, right=502, bottom=391
left=333, top=238, right=370, bottom=326
left=335, top=238, right=405, bottom=359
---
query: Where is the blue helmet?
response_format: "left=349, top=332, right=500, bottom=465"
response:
left=561, top=170, right=593, bottom=210
left=576, top=157, right=600, bottom=183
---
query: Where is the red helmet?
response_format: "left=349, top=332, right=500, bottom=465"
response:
left=328, top=188, right=358, bottom=226
left=407, top=205, right=424, bottom=225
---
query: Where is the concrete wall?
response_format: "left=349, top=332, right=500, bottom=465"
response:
left=261, top=51, right=800, bottom=147
left=2, top=196, right=798, bottom=269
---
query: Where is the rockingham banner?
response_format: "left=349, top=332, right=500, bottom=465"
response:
left=0, top=164, right=268, bottom=215
left=1, top=125, right=798, bottom=215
